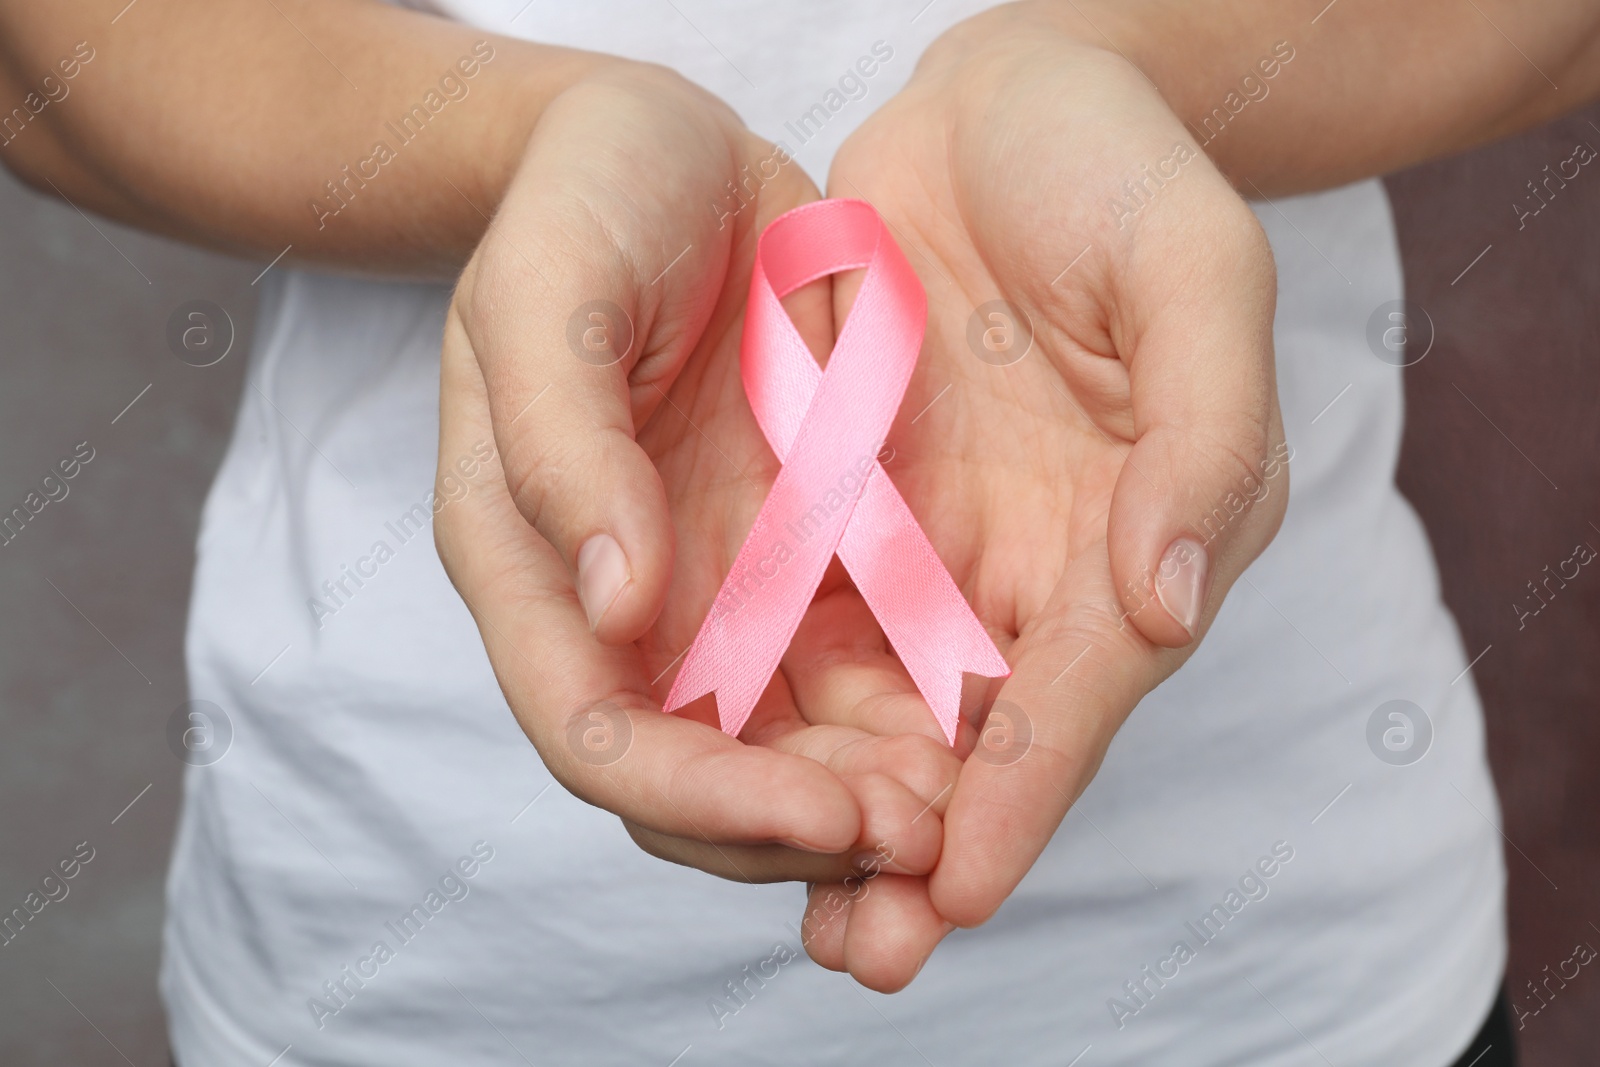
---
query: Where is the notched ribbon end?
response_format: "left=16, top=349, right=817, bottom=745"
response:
left=662, top=668, right=766, bottom=741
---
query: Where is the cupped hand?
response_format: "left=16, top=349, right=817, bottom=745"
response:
left=434, top=63, right=958, bottom=891
left=798, top=8, right=1289, bottom=989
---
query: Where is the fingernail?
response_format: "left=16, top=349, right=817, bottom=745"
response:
left=1154, top=537, right=1209, bottom=638
left=577, top=533, right=629, bottom=632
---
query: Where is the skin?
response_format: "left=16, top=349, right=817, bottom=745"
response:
left=436, top=67, right=963, bottom=888
left=798, top=29, right=1286, bottom=989
left=6, top=0, right=1600, bottom=999
left=800, top=0, right=1600, bottom=989
left=0, top=0, right=604, bottom=271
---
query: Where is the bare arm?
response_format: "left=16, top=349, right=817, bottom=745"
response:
left=945, top=0, right=1600, bottom=196
left=0, top=0, right=618, bottom=276
left=5, top=0, right=1597, bottom=271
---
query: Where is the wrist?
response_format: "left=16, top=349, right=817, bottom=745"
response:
left=465, top=46, right=634, bottom=210
left=914, top=2, right=1295, bottom=191
left=915, top=1, right=1135, bottom=81
left=904, top=3, right=1172, bottom=155
left=907, top=1, right=1162, bottom=135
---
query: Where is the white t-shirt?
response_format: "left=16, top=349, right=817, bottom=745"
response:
left=162, top=3, right=1506, bottom=1065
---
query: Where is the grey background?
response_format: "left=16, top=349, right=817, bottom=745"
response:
left=0, top=170, right=255, bottom=1065
left=3, top=103, right=1599, bottom=1062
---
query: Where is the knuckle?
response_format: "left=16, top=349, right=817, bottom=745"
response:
left=869, top=733, right=960, bottom=800
left=502, top=431, right=607, bottom=545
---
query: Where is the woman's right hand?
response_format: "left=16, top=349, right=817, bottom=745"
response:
left=434, top=63, right=960, bottom=891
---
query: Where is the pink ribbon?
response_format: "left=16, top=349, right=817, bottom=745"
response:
left=663, top=199, right=1010, bottom=744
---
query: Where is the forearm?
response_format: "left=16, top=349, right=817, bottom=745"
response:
left=0, top=0, right=620, bottom=276
left=962, top=0, right=1600, bottom=196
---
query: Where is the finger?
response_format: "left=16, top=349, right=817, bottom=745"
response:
left=842, top=874, right=953, bottom=993
left=749, top=712, right=963, bottom=817
left=459, top=78, right=763, bottom=646
left=800, top=882, right=855, bottom=972
left=781, top=586, right=964, bottom=745
left=627, top=767, right=943, bottom=880
left=623, top=824, right=856, bottom=884
left=930, top=539, right=1165, bottom=928
left=835, top=772, right=944, bottom=876
left=437, top=308, right=860, bottom=852
left=1103, top=196, right=1286, bottom=648
left=699, top=710, right=956, bottom=875
left=460, top=200, right=680, bottom=647
left=727, top=626, right=960, bottom=830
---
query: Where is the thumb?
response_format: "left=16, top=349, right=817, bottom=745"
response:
left=456, top=214, right=683, bottom=648
left=1105, top=212, right=1287, bottom=648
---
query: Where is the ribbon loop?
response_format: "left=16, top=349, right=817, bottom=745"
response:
left=664, top=199, right=1009, bottom=743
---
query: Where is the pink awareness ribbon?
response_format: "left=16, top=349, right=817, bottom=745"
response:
left=663, top=199, right=1010, bottom=744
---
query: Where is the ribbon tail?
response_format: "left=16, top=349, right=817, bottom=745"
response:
left=663, top=199, right=953, bottom=742
left=838, top=474, right=1011, bottom=745
left=662, top=467, right=860, bottom=738
left=662, top=628, right=775, bottom=738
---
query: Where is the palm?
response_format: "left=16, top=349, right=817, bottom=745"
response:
left=616, top=169, right=943, bottom=750
left=625, top=178, right=826, bottom=729
left=814, top=62, right=1162, bottom=741
left=793, top=39, right=1286, bottom=984
left=631, top=181, right=1118, bottom=748
left=439, top=74, right=962, bottom=893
